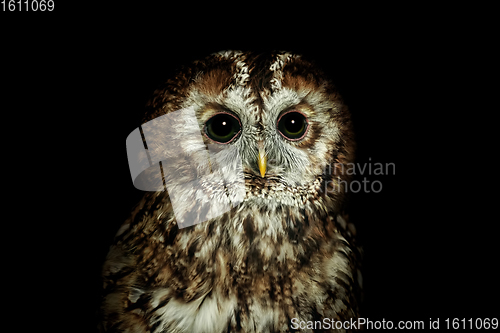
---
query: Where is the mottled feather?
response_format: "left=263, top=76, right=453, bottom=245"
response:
left=100, top=51, right=362, bottom=333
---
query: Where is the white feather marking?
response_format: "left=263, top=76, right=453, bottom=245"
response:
left=268, top=52, right=297, bottom=90
left=213, top=50, right=243, bottom=59
left=150, top=288, right=171, bottom=309
left=152, top=289, right=237, bottom=333
left=128, top=287, right=145, bottom=303
left=337, top=214, right=347, bottom=230
left=357, top=269, right=363, bottom=288
left=115, top=223, right=130, bottom=237
left=233, top=59, right=250, bottom=87
left=325, top=235, right=353, bottom=285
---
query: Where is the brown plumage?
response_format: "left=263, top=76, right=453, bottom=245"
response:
left=99, top=51, right=362, bottom=332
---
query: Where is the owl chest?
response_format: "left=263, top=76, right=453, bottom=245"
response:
left=171, top=258, right=338, bottom=326
left=151, top=269, right=330, bottom=333
left=148, top=207, right=352, bottom=331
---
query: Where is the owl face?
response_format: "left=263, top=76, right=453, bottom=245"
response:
left=102, top=51, right=361, bottom=332
left=144, top=50, right=354, bottom=214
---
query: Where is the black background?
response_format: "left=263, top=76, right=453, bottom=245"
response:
left=3, top=4, right=496, bottom=332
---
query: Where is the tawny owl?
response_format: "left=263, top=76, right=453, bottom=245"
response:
left=99, top=50, right=362, bottom=333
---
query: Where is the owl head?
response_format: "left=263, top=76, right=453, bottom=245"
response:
left=133, top=50, right=355, bottom=228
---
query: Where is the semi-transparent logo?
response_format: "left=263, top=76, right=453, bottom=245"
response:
left=126, top=107, right=245, bottom=229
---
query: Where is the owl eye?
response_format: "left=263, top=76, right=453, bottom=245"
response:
left=204, top=112, right=242, bottom=143
left=277, top=111, right=308, bottom=140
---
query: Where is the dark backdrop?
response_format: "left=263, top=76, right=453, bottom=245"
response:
left=5, top=5, right=495, bottom=332
left=79, top=20, right=498, bottom=332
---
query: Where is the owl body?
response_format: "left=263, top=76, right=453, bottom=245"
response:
left=100, top=51, right=362, bottom=333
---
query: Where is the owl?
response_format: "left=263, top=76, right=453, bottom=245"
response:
left=99, top=51, right=362, bottom=333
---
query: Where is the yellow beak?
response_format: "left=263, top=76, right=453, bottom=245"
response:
left=258, top=144, right=267, bottom=177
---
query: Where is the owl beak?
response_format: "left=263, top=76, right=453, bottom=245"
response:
left=258, top=143, right=267, bottom=177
